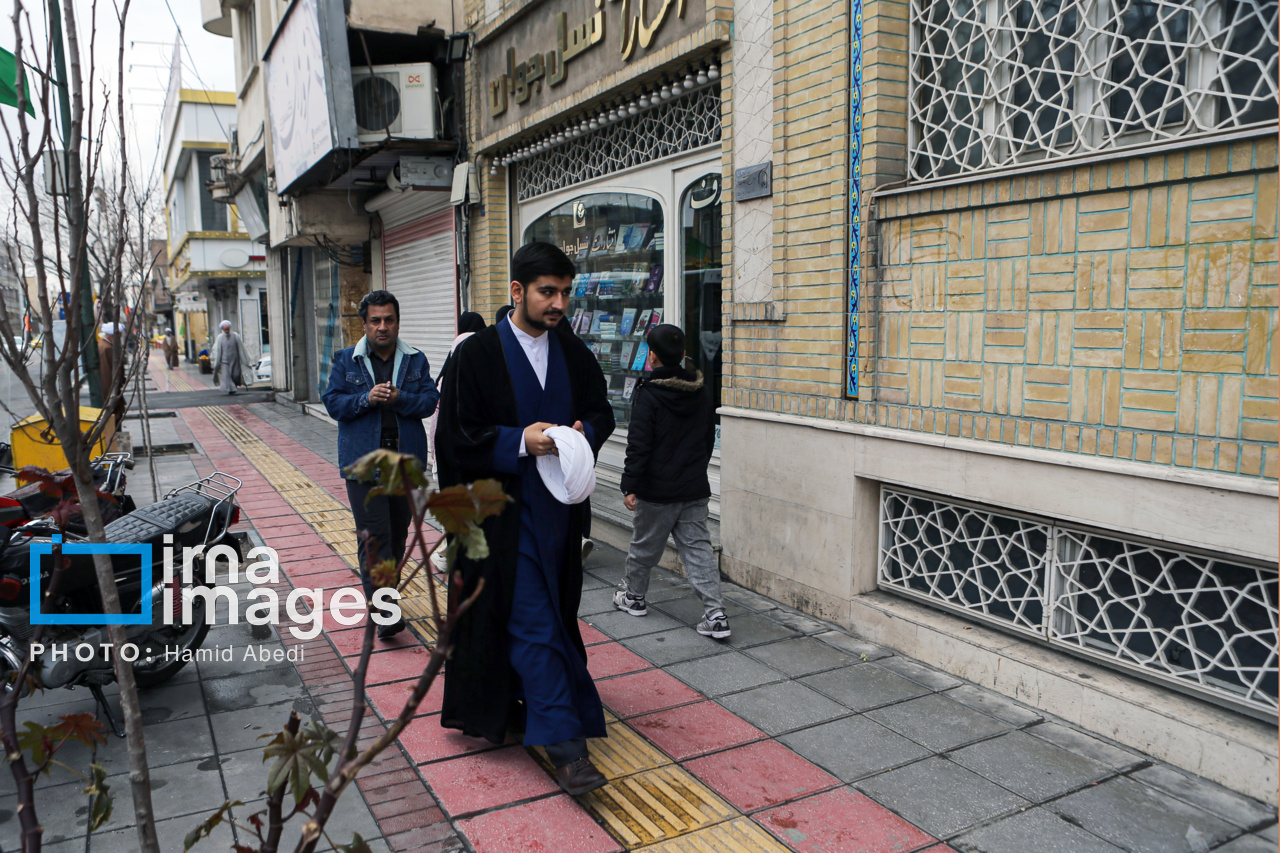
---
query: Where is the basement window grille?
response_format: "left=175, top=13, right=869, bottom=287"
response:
left=879, top=487, right=1279, bottom=717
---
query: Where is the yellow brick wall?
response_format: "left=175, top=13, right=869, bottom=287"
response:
left=861, top=140, right=1279, bottom=479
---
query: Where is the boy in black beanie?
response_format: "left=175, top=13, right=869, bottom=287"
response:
left=614, top=324, right=728, bottom=638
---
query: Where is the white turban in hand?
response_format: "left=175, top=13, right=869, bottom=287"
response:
left=536, top=425, right=597, bottom=505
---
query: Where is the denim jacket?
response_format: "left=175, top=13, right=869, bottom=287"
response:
left=322, top=336, right=439, bottom=478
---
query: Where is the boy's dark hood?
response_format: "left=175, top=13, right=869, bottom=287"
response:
left=644, top=366, right=705, bottom=416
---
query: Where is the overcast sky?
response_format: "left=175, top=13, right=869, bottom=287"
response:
left=0, top=0, right=236, bottom=188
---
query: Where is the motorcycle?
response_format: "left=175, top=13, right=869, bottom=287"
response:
left=0, top=452, right=137, bottom=534
left=0, top=472, right=243, bottom=735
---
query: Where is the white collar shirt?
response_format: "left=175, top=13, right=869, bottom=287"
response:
left=507, top=316, right=549, bottom=389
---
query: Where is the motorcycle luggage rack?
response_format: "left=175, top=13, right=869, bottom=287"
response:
left=165, top=472, right=243, bottom=547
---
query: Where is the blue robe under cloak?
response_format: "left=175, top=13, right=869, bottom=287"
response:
left=492, top=318, right=606, bottom=746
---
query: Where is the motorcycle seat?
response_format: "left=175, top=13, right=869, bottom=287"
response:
left=105, top=493, right=220, bottom=549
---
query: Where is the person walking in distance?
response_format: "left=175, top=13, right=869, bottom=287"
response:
left=322, top=290, right=439, bottom=640
left=162, top=327, right=179, bottom=370
left=615, top=324, right=729, bottom=639
left=437, top=242, right=615, bottom=795
left=212, top=320, right=251, bottom=395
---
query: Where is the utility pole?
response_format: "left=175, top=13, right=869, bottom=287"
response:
left=47, top=0, right=103, bottom=407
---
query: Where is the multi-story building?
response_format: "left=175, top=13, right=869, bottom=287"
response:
left=161, top=53, right=267, bottom=363
left=464, top=0, right=1278, bottom=803
left=202, top=0, right=466, bottom=406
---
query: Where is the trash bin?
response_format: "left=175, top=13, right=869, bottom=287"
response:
left=11, top=406, right=116, bottom=473
left=198, top=348, right=212, bottom=374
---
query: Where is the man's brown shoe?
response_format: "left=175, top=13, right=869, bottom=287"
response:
left=554, top=757, right=607, bottom=796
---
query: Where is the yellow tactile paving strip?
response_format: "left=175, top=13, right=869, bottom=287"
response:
left=199, top=407, right=443, bottom=639
left=166, top=370, right=201, bottom=392
left=197, top=406, right=789, bottom=852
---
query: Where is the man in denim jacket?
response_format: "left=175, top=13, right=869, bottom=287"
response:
left=323, top=290, right=439, bottom=639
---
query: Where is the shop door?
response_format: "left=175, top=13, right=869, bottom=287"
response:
left=383, top=210, right=457, bottom=379
left=677, top=172, right=723, bottom=446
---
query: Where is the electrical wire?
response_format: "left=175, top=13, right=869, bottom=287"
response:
left=159, top=0, right=231, bottom=145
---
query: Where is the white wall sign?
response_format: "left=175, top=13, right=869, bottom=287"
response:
left=263, top=0, right=358, bottom=192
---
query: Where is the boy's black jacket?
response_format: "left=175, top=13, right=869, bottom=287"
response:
left=621, top=365, right=716, bottom=502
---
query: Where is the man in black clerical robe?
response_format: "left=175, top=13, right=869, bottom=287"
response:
left=438, top=242, right=615, bottom=795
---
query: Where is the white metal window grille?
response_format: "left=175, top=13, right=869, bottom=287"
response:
left=909, top=0, right=1280, bottom=181
left=880, top=488, right=1279, bottom=717
left=515, top=86, right=721, bottom=202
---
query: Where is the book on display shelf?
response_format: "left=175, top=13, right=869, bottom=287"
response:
left=634, top=309, right=652, bottom=335
left=590, top=312, right=611, bottom=334
left=589, top=342, right=602, bottom=357
left=569, top=308, right=585, bottom=332
left=572, top=274, right=589, bottom=297
left=647, top=308, right=663, bottom=332
left=619, top=309, right=638, bottom=336
left=599, top=319, right=618, bottom=335
left=580, top=310, right=599, bottom=334
left=631, top=342, right=649, bottom=371
left=645, top=265, right=663, bottom=293
left=619, top=341, right=637, bottom=367
left=625, top=224, right=650, bottom=250
left=623, top=376, right=637, bottom=400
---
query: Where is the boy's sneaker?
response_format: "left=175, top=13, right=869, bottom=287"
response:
left=613, top=588, right=647, bottom=616
left=696, top=612, right=731, bottom=639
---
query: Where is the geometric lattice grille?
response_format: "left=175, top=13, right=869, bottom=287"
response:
left=1052, top=530, right=1279, bottom=715
left=910, top=0, right=1280, bottom=180
left=880, top=487, right=1280, bottom=716
left=879, top=490, right=1051, bottom=633
left=515, top=86, right=721, bottom=202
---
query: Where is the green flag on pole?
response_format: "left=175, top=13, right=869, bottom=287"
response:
left=0, top=48, right=35, bottom=116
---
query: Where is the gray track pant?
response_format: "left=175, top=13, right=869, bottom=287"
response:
left=623, top=497, right=724, bottom=617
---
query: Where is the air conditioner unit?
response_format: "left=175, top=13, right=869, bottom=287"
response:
left=351, top=63, right=438, bottom=144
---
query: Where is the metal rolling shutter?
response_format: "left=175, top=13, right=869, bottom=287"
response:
left=382, top=209, right=456, bottom=380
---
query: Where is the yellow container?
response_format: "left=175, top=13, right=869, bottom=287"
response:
left=10, top=407, right=116, bottom=474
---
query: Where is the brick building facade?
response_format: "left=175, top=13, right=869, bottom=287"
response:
left=465, top=0, right=1278, bottom=801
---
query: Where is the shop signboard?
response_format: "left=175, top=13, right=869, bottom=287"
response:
left=476, top=0, right=708, bottom=137
left=262, top=0, right=358, bottom=193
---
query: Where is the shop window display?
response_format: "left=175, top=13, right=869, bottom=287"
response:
left=524, top=193, right=665, bottom=429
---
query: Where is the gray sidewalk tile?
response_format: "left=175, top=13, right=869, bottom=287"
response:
left=1133, top=765, right=1276, bottom=830
left=136, top=680, right=206, bottom=724
left=946, top=684, right=1044, bottom=727
left=651, top=595, right=746, bottom=625
left=767, top=607, right=835, bottom=636
left=719, top=681, right=848, bottom=735
left=209, top=698, right=318, bottom=755
left=666, top=650, right=786, bottom=697
left=855, top=756, right=1028, bottom=838
left=1215, top=835, right=1279, bottom=853
left=579, top=586, right=624, bottom=616
left=233, top=790, right=381, bottom=852
left=720, top=585, right=779, bottom=612
left=1025, top=722, right=1145, bottom=772
left=949, top=731, right=1113, bottom=801
left=90, top=811, right=236, bottom=853
left=811, top=631, right=893, bottom=661
left=622, top=628, right=731, bottom=666
left=743, top=636, right=860, bottom=677
left=93, top=716, right=217, bottom=772
left=1050, top=776, right=1238, bottom=853
left=214, top=748, right=272, bottom=804
left=582, top=608, right=683, bottom=640
left=1259, top=822, right=1279, bottom=842
left=580, top=572, right=611, bottom=591
left=874, top=656, right=964, bottom=691
left=0, top=780, right=87, bottom=847
left=865, top=693, right=1012, bottom=752
left=718, top=612, right=800, bottom=649
left=202, top=666, right=307, bottom=714
left=951, top=808, right=1125, bottom=853
left=799, top=662, right=930, bottom=712
left=779, top=715, right=930, bottom=782
left=103, top=758, right=227, bottom=825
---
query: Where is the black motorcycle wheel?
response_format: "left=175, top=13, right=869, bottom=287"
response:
left=132, top=597, right=210, bottom=688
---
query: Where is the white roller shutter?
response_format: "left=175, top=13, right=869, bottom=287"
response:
left=382, top=209, right=456, bottom=380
